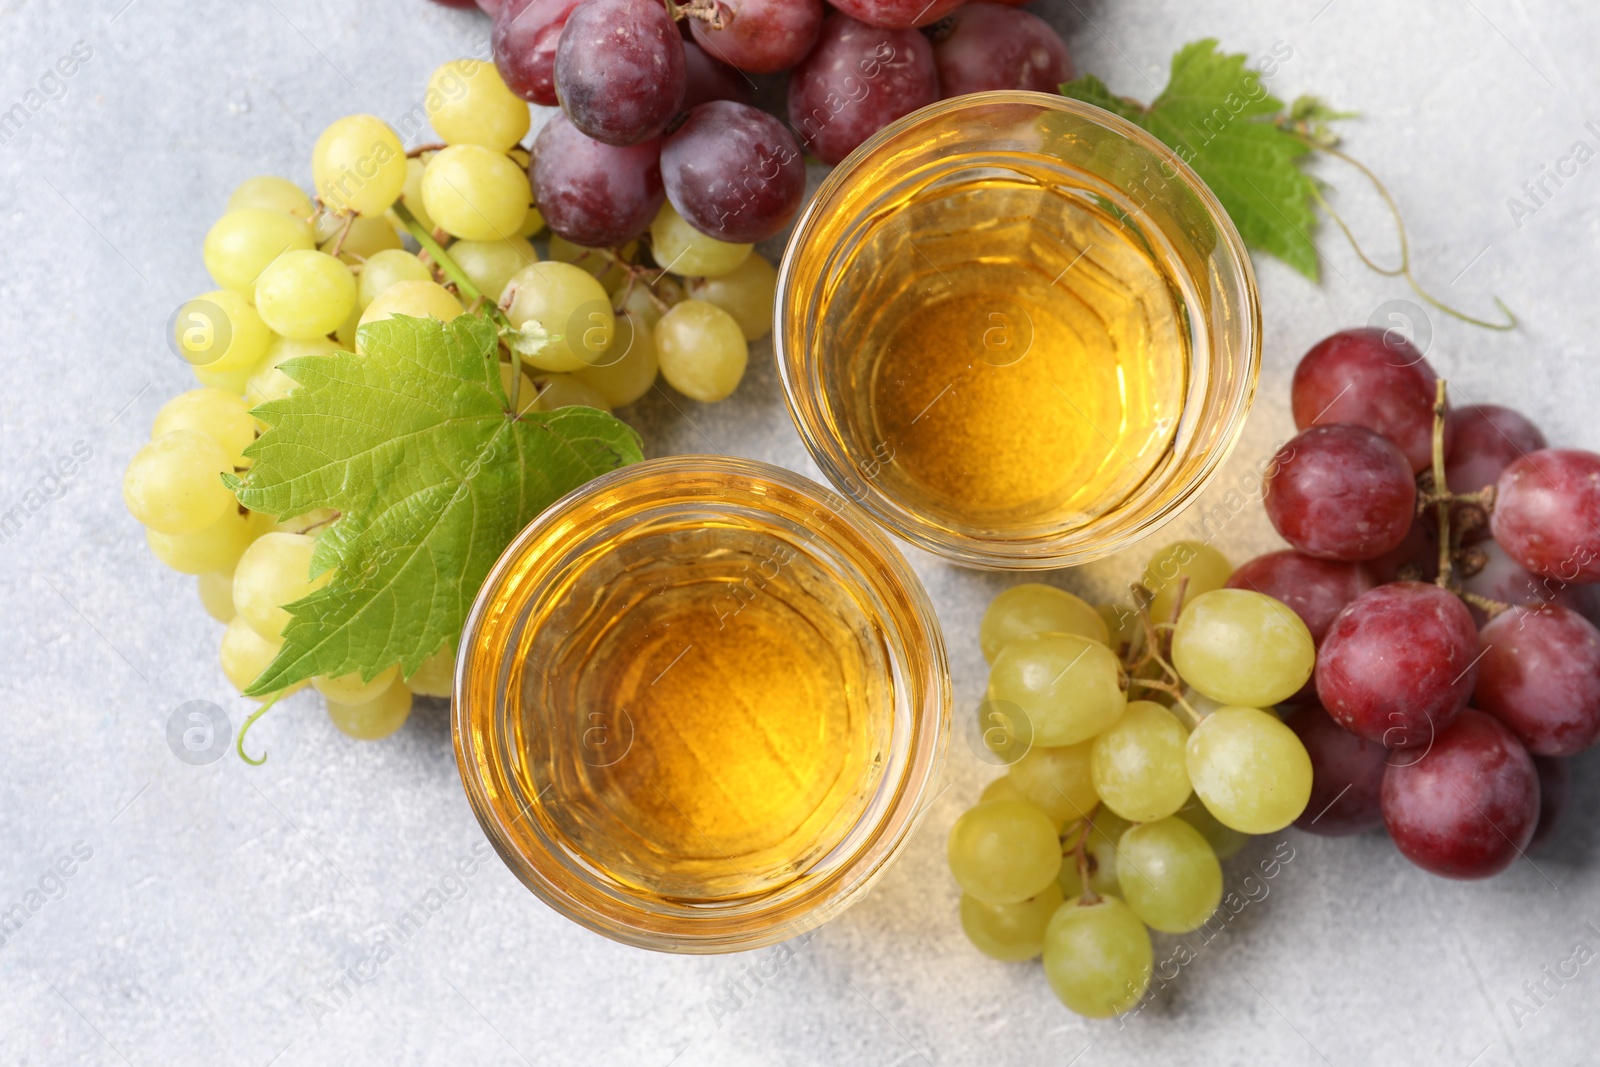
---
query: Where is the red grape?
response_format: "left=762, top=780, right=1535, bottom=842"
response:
left=1381, top=708, right=1539, bottom=879
left=661, top=101, right=805, bottom=243
left=1491, top=448, right=1600, bottom=581
left=1264, top=425, right=1417, bottom=562
left=493, top=0, right=585, bottom=106
left=1287, top=705, right=1388, bottom=836
left=1367, top=515, right=1440, bottom=584
left=430, top=0, right=481, bottom=7
left=689, top=0, right=824, bottom=74
left=787, top=12, right=940, bottom=167
left=1291, top=327, right=1449, bottom=473
left=1446, top=403, right=1547, bottom=493
left=928, top=4, right=1073, bottom=97
left=682, top=40, right=750, bottom=109
left=1530, top=754, right=1569, bottom=850
left=1460, top=539, right=1583, bottom=625
left=554, top=0, right=686, bottom=146
left=1316, top=582, right=1478, bottom=748
left=1474, top=604, right=1600, bottom=757
left=827, top=0, right=965, bottom=30
left=531, top=113, right=664, bottom=248
left=478, top=0, right=508, bottom=11
left=1225, top=550, right=1376, bottom=646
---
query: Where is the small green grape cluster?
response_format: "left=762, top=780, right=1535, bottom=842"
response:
left=947, top=540, right=1318, bottom=1018
left=129, top=58, right=781, bottom=741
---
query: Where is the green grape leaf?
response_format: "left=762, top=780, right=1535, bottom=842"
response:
left=226, top=313, right=643, bottom=696
left=1062, top=39, right=1339, bottom=280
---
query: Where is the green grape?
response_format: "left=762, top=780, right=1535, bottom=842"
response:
left=1009, top=742, right=1098, bottom=826
left=152, top=388, right=256, bottom=465
left=146, top=507, right=270, bottom=575
left=123, top=431, right=234, bottom=534
left=1058, top=809, right=1130, bottom=900
left=517, top=202, right=544, bottom=238
left=655, top=298, right=748, bottom=402
left=1176, top=798, right=1250, bottom=860
left=980, top=583, right=1109, bottom=664
left=987, top=631, right=1126, bottom=747
left=425, top=59, right=531, bottom=152
left=502, top=262, right=614, bottom=372
left=650, top=203, right=752, bottom=278
left=313, top=664, right=401, bottom=705
left=247, top=335, right=338, bottom=416
left=198, top=570, right=236, bottom=624
left=978, top=775, right=1028, bottom=807
left=1090, top=700, right=1192, bottom=823
left=946, top=800, right=1062, bottom=905
left=174, top=290, right=273, bottom=381
left=1171, top=588, right=1315, bottom=707
left=220, top=614, right=307, bottom=699
left=327, top=678, right=413, bottom=740
left=193, top=363, right=253, bottom=395
left=447, top=236, right=536, bottom=305
left=232, top=531, right=332, bottom=641
left=420, top=144, right=529, bottom=241
left=685, top=253, right=777, bottom=340
left=399, top=155, right=439, bottom=236
left=613, top=274, right=683, bottom=328
left=549, top=234, right=635, bottom=291
left=358, top=280, right=464, bottom=332
left=1096, top=602, right=1143, bottom=658
left=533, top=373, right=613, bottom=412
left=318, top=213, right=403, bottom=264
left=573, top=308, right=658, bottom=407
left=1143, top=540, right=1232, bottom=624
left=227, top=176, right=314, bottom=221
left=252, top=249, right=357, bottom=340
left=961, top=883, right=1064, bottom=962
left=312, top=114, right=406, bottom=217
left=203, top=208, right=315, bottom=294
left=1115, top=817, right=1222, bottom=934
left=498, top=363, right=540, bottom=414
left=404, top=646, right=456, bottom=698
left=356, top=248, right=434, bottom=310
left=1043, top=896, right=1152, bottom=1018
left=1186, top=706, right=1313, bottom=833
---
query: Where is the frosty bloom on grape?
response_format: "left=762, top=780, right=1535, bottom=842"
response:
left=0, top=39, right=93, bottom=147
left=790, top=41, right=897, bottom=149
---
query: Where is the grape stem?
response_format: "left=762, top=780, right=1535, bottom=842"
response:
left=236, top=690, right=286, bottom=766
left=664, top=0, right=725, bottom=28
left=1432, top=379, right=1454, bottom=589
left=405, top=142, right=445, bottom=159
left=1427, top=378, right=1515, bottom=618
left=1075, top=809, right=1099, bottom=905
left=324, top=212, right=356, bottom=258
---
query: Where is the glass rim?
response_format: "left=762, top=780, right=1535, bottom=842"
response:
left=452, top=454, right=951, bottom=952
left=773, top=89, right=1262, bottom=570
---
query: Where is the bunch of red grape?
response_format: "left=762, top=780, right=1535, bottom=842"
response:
left=431, top=0, right=1072, bottom=250
left=1242, top=327, right=1600, bottom=879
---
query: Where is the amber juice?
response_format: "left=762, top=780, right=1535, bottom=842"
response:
left=454, top=458, right=947, bottom=949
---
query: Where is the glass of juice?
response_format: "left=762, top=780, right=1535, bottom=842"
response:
left=775, top=91, right=1261, bottom=569
left=454, top=456, right=948, bottom=952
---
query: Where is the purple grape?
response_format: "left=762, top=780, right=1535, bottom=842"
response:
left=660, top=101, right=804, bottom=244
left=1264, top=425, right=1417, bottom=562
left=1291, top=327, right=1449, bottom=474
left=828, top=0, right=964, bottom=30
left=787, top=12, right=940, bottom=166
left=928, top=4, right=1073, bottom=97
left=1446, top=403, right=1547, bottom=493
left=531, top=113, right=664, bottom=248
left=681, top=40, right=749, bottom=110
left=1288, top=704, right=1388, bottom=836
left=493, top=0, right=584, bottom=106
left=1460, top=539, right=1585, bottom=625
left=1491, top=448, right=1600, bottom=582
left=1316, top=582, right=1478, bottom=748
left=554, top=0, right=686, bottom=146
left=1381, top=708, right=1539, bottom=879
left=1475, top=604, right=1600, bottom=757
left=1530, top=755, right=1569, bottom=850
left=1225, top=550, right=1376, bottom=646
left=689, top=0, right=823, bottom=74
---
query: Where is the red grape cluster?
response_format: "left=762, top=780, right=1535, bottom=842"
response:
left=435, top=0, right=1073, bottom=249
left=1241, top=327, right=1600, bottom=879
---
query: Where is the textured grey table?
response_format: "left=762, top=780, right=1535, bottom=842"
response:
left=3, top=0, right=1598, bottom=1064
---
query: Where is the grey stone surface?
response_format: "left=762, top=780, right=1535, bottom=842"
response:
left=2, top=0, right=1598, bottom=1064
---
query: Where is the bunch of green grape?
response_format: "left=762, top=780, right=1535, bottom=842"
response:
left=126, top=59, right=780, bottom=739
left=947, top=541, right=1318, bottom=1018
